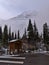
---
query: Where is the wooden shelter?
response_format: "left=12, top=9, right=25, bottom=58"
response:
left=8, top=39, right=22, bottom=54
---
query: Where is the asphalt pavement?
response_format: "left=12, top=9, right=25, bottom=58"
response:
left=0, top=53, right=49, bottom=65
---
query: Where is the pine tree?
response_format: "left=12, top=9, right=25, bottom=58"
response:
left=0, top=26, right=2, bottom=40
left=8, top=27, right=12, bottom=41
left=27, top=19, right=34, bottom=42
left=3, top=25, right=8, bottom=47
left=40, top=33, right=43, bottom=41
left=34, top=20, right=37, bottom=33
left=15, top=33, right=17, bottom=39
left=27, top=19, right=33, bottom=31
left=34, top=21, right=39, bottom=41
left=0, top=26, right=2, bottom=46
left=43, top=23, right=48, bottom=44
left=11, top=32, right=14, bottom=40
left=22, top=28, right=27, bottom=39
left=24, top=28, right=26, bottom=38
left=18, top=30, right=20, bottom=39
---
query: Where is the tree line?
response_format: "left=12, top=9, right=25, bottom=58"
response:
left=22, top=19, right=49, bottom=47
left=0, top=25, right=20, bottom=48
left=22, top=19, right=40, bottom=44
left=0, top=19, right=49, bottom=48
left=43, top=23, right=49, bottom=50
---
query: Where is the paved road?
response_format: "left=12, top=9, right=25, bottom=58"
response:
left=0, top=63, right=19, bottom=65
left=0, top=53, right=49, bottom=65
left=23, top=53, right=49, bottom=65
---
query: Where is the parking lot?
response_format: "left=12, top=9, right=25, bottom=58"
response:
left=0, top=53, right=49, bottom=65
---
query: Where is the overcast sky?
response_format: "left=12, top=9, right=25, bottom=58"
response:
left=0, top=0, right=49, bottom=20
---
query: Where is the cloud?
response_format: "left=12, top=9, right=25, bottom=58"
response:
left=0, top=0, right=49, bottom=19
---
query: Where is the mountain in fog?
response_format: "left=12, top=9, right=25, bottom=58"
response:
left=3, top=11, right=38, bottom=36
left=0, top=10, right=49, bottom=37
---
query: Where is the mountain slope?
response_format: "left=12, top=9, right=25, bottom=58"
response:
left=0, top=10, right=49, bottom=37
left=4, top=11, right=37, bottom=37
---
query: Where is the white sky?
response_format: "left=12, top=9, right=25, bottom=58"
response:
left=0, top=0, right=49, bottom=19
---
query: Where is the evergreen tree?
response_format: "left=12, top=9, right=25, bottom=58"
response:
left=27, top=19, right=34, bottom=42
left=11, top=32, right=14, bottom=40
left=40, top=33, right=43, bottom=41
left=34, top=20, right=37, bottom=33
left=18, top=30, right=20, bottom=39
left=36, top=31, right=39, bottom=41
left=3, top=25, right=8, bottom=47
left=22, top=28, right=27, bottom=39
left=15, top=33, right=17, bottom=39
left=8, top=27, right=12, bottom=41
left=27, top=19, right=33, bottom=31
left=0, top=26, right=2, bottom=46
left=24, top=28, right=26, bottom=38
left=43, top=23, right=48, bottom=44
left=0, top=26, right=2, bottom=40
left=34, top=21, right=39, bottom=41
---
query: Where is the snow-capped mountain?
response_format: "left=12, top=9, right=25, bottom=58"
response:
left=3, top=11, right=38, bottom=37
left=0, top=10, right=49, bottom=37
left=16, top=10, right=38, bottom=19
